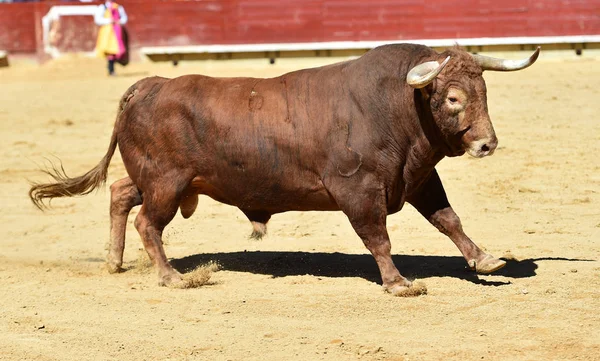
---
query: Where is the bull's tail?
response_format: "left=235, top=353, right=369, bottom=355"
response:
left=29, top=129, right=118, bottom=210
left=28, top=84, right=137, bottom=210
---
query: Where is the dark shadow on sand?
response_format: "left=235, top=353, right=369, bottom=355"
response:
left=170, top=251, right=594, bottom=287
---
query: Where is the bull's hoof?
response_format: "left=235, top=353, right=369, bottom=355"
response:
left=106, top=254, right=124, bottom=274
left=106, top=262, right=124, bottom=274
left=470, top=254, right=506, bottom=274
left=158, top=271, right=184, bottom=287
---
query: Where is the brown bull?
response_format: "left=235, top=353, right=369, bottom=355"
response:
left=29, top=44, right=540, bottom=295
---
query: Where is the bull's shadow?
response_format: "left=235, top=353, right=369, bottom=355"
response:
left=170, top=251, right=592, bottom=287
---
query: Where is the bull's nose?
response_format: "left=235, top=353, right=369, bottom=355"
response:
left=479, top=138, right=498, bottom=155
left=467, top=138, right=498, bottom=158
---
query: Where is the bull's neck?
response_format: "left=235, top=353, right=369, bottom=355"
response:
left=396, top=89, right=447, bottom=196
left=395, top=89, right=446, bottom=168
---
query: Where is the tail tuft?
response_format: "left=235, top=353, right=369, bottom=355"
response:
left=29, top=158, right=109, bottom=210
left=29, top=132, right=117, bottom=210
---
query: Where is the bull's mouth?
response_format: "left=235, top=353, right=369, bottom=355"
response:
left=453, top=148, right=466, bottom=157
left=444, top=141, right=466, bottom=157
left=444, top=126, right=469, bottom=157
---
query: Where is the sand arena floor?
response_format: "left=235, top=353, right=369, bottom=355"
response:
left=0, top=51, right=599, bottom=361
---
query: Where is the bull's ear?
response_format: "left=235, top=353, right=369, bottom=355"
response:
left=406, top=56, right=450, bottom=89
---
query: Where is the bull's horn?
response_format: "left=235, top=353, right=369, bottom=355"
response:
left=471, top=46, right=541, bottom=71
left=406, top=56, right=451, bottom=89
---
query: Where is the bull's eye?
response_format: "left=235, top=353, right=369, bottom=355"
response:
left=446, top=88, right=467, bottom=109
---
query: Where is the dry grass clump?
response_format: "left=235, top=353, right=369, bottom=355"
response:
left=171, top=262, right=220, bottom=289
left=502, top=251, right=519, bottom=261
left=133, top=249, right=219, bottom=289
left=133, top=249, right=154, bottom=274
left=392, top=281, right=428, bottom=297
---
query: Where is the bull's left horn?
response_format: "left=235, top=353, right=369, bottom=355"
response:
left=471, top=46, right=540, bottom=71
left=406, top=57, right=450, bottom=89
left=406, top=56, right=451, bottom=89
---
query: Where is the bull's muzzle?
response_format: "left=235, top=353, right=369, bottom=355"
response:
left=466, top=137, right=498, bottom=158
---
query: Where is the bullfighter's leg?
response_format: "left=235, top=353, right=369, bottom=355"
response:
left=133, top=186, right=184, bottom=286
left=107, top=177, right=142, bottom=273
left=407, top=170, right=506, bottom=273
left=329, top=181, right=412, bottom=295
left=241, top=210, right=271, bottom=239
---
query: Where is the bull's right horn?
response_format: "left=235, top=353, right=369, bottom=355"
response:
left=471, top=47, right=541, bottom=71
left=406, top=56, right=451, bottom=89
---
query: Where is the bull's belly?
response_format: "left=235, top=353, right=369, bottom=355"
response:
left=187, top=174, right=339, bottom=213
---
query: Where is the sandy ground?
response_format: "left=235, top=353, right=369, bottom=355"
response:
left=1, top=50, right=599, bottom=361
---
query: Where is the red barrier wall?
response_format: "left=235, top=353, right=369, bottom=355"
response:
left=0, top=3, right=39, bottom=53
left=1, top=0, right=600, bottom=56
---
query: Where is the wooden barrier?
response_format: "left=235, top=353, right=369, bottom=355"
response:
left=139, top=35, right=600, bottom=64
left=0, top=0, right=599, bottom=60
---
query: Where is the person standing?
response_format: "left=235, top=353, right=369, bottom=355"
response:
left=94, top=1, right=128, bottom=76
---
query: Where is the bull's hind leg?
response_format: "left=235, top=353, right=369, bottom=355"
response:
left=133, top=185, right=185, bottom=286
left=107, top=177, right=142, bottom=273
left=407, top=170, right=505, bottom=273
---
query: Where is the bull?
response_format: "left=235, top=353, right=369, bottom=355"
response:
left=29, top=44, right=540, bottom=295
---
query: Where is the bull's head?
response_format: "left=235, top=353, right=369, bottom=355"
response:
left=406, top=47, right=540, bottom=158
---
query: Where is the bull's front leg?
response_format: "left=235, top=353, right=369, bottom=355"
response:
left=331, top=182, right=412, bottom=295
left=352, top=218, right=412, bottom=295
left=407, top=169, right=505, bottom=273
